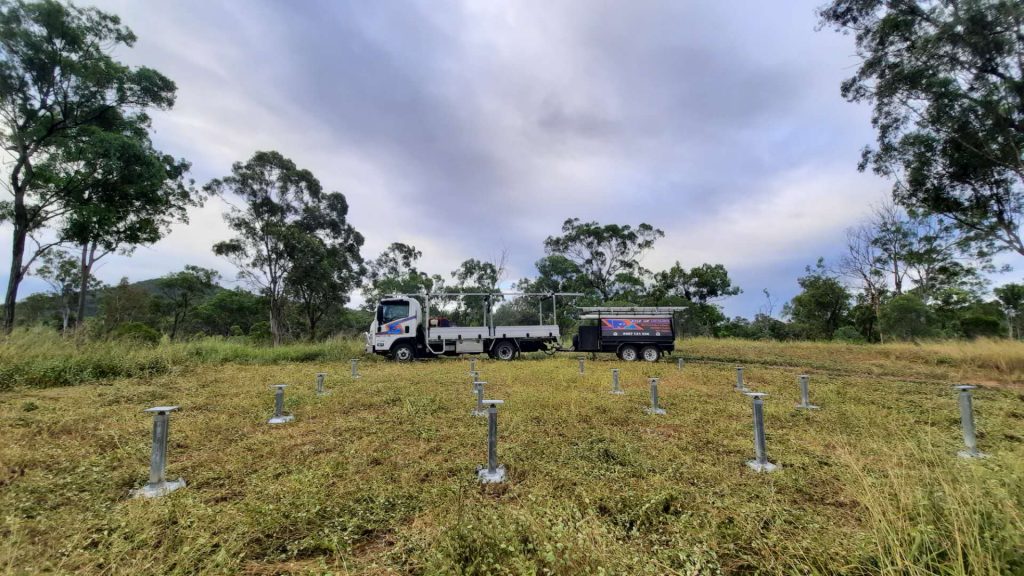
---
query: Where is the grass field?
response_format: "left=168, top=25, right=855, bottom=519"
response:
left=1, top=337, right=1023, bottom=574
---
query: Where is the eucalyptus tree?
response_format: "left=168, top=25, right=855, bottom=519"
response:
left=0, top=0, right=178, bottom=333
left=994, top=283, right=1024, bottom=339
left=362, top=242, right=441, bottom=308
left=284, top=193, right=365, bottom=341
left=44, top=116, right=196, bottom=325
left=786, top=259, right=852, bottom=340
left=543, top=218, right=663, bottom=301
left=33, top=248, right=100, bottom=331
left=210, top=151, right=363, bottom=346
left=820, top=0, right=1024, bottom=256
left=157, top=265, right=220, bottom=340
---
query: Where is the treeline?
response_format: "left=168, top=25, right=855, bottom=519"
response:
left=18, top=261, right=372, bottom=343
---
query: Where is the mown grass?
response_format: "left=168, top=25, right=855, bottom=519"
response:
left=0, top=339, right=1022, bottom=574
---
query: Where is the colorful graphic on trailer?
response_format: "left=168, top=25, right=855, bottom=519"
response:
left=601, top=317, right=672, bottom=337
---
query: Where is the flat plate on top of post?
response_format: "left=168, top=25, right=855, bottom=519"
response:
left=144, top=406, right=180, bottom=414
left=744, top=392, right=767, bottom=399
left=954, top=384, right=978, bottom=391
left=132, top=478, right=186, bottom=498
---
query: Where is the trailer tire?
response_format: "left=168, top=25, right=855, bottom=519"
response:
left=617, top=345, right=638, bottom=362
left=493, top=340, right=517, bottom=361
left=391, top=342, right=415, bottom=362
left=640, top=345, right=660, bottom=362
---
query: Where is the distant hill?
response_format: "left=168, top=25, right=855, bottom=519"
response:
left=15, top=277, right=229, bottom=327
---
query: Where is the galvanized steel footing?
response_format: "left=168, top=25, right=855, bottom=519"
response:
left=132, top=406, right=186, bottom=498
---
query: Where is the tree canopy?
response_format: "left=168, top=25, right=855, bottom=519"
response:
left=820, top=0, right=1024, bottom=256
left=0, top=0, right=178, bottom=332
left=544, top=218, right=664, bottom=301
left=209, top=150, right=363, bottom=345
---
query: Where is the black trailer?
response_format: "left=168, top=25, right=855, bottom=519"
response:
left=572, top=306, right=685, bottom=362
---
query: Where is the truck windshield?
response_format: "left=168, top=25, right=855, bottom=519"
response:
left=379, top=301, right=410, bottom=324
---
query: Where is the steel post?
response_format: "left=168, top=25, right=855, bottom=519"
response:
left=677, top=357, right=684, bottom=371
left=796, top=374, right=818, bottom=409
left=745, top=392, right=777, bottom=472
left=645, top=378, right=666, bottom=415
left=735, top=366, right=747, bottom=392
left=471, top=381, right=487, bottom=417
left=611, top=369, right=624, bottom=395
left=351, top=358, right=360, bottom=379
left=316, top=372, right=327, bottom=396
left=477, top=400, right=506, bottom=483
left=268, top=385, right=294, bottom=424
left=578, top=356, right=585, bottom=374
left=133, top=406, right=186, bottom=498
left=955, top=385, right=985, bottom=458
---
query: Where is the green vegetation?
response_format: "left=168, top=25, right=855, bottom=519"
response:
left=0, top=329, right=367, bottom=391
left=1, top=337, right=1022, bottom=574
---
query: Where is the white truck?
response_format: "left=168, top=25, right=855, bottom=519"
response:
left=364, top=292, right=580, bottom=361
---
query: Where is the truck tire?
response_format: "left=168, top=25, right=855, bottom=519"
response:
left=640, top=345, right=660, bottom=362
left=391, top=342, right=415, bottom=362
left=493, top=340, right=517, bottom=361
left=617, top=345, right=638, bottom=362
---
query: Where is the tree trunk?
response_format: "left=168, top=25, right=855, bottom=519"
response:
left=269, top=297, right=283, bottom=346
left=3, top=226, right=28, bottom=335
left=77, top=244, right=89, bottom=326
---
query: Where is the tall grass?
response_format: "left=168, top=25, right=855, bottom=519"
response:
left=4, top=329, right=1024, bottom=392
left=681, top=337, right=1024, bottom=384
left=0, top=328, right=367, bottom=390
left=840, top=440, right=1024, bottom=575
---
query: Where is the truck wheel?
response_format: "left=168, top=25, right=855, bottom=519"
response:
left=493, top=340, right=517, bottom=361
left=618, top=345, right=638, bottom=362
left=641, top=345, right=660, bottom=362
left=391, top=342, right=415, bottom=362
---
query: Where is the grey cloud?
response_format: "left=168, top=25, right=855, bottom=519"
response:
left=15, top=0, right=895, bottom=318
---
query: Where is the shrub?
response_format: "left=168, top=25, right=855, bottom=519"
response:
left=109, top=322, right=161, bottom=345
left=832, top=325, right=864, bottom=343
left=879, top=294, right=934, bottom=341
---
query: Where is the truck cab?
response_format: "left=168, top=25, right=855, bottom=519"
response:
left=366, top=292, right=574, bottom=361
left=366, top=296, right=422, bottom=361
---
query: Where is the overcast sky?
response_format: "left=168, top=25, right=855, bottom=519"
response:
left=3, top=0, right=1012, bottom=317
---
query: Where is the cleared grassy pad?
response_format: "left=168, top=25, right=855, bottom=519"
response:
left=1, top=344, right=1022, bottom=574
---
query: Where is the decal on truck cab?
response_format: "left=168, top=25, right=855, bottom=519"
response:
left=378, top=315, right=416, bottom=335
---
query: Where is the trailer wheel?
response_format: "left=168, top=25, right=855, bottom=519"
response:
left=493, top=340, right=517, bottom=361
left=618, top=345, right=638, bottom=362
left=391, top=342, right=415, bottom=362
left=640, top=345, right=660, bottom=362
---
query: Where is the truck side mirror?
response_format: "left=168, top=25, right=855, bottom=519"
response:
left=405, top=325, right=410, bottom=334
